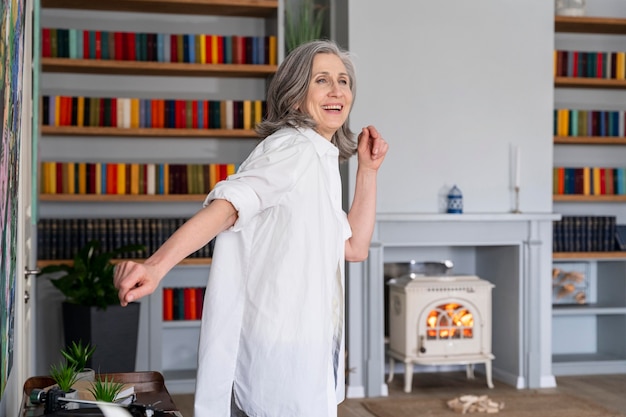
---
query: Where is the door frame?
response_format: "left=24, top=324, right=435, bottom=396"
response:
left=2, top=0, right=35, bottom=414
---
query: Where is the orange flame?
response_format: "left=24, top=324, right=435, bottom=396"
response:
left=425, top=303, right=474, bottom=340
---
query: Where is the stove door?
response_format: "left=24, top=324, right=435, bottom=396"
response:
left=417, top=298, right=485, bottom=358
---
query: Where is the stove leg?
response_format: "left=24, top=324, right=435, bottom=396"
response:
left=387, top=357, right=395, bottom=383
left=485, top=361, right=494, bottom=389
left=403, top=362, right=413, bottom=393
left=466, top=363, right=475, bottom=380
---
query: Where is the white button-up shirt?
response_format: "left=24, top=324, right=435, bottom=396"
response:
left=195, top=127, right=351, bottom=417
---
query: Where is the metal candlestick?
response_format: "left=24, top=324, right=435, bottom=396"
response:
left=512, top=186, right=521, bottom=213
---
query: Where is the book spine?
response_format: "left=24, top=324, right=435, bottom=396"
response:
left=163, top=288, right=174, bottom=321
left=184, top=288, right=196, bottom=320
left=195, top=287, right=205, bottom=319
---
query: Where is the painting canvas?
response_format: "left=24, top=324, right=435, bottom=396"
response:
left=0, top=0, right=26, bottom=398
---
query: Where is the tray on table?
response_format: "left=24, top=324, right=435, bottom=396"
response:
left=20, top=371, right=180, bottom=416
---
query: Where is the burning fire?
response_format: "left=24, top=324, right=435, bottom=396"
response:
left=426, top=303, right=474, bottom=339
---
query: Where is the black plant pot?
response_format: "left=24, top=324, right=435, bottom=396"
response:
left=62, top=302, right=140, bottom=373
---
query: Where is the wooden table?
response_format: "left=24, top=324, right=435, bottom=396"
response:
left=20, top=371, right=182, bottom=416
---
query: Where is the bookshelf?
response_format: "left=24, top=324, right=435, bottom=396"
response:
left=553, top=13, right=626, bottom=376
left=551, top=258, right=626, bottom=375
left=37, top=0, right=281, bottom=392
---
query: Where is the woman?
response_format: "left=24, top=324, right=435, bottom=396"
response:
left=114, top=39, right=388, bottom=417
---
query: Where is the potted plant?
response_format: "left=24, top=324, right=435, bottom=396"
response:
left=49, top=360, right=80, bottom=409
left=285, top=0, right=327, bottom=53
left=49, top=361, right=79, bottom=393
left=61, top=340, right=96, bottom=381
left=87, top=375, right=127, bottom=403
left=39, top=239, right=145, bottom=374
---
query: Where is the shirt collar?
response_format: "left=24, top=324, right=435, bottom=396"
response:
left=297, top=127, right=339, bottom=157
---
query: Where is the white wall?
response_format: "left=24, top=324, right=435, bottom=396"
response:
left=341, top=0, right=557, bottom=397
left=346, top=0, right=554, bottom=214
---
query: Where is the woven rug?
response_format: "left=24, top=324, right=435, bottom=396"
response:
left=361, top=391, right=626, bottom=417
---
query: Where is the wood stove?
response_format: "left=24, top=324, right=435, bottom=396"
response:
left=387, top=274, right=495, bottom=393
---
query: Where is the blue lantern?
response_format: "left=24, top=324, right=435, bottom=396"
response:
left=447, top=185, right=463, bottom=214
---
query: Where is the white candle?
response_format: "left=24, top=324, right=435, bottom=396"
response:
left=514, top=146, right=521, bottom=189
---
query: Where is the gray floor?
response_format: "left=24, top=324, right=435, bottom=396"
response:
left=170, top=372, right=626, bottom=417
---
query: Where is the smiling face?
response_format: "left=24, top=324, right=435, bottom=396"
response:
left=303, top=53, right=353, bottom=141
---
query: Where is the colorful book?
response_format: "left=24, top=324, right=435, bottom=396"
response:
left=163, top=288, right=174, bottom=321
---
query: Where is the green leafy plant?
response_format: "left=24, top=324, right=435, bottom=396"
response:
left=49, top=361, right=79, bottom=393
left=285, top=0, right=327, bottom=53
left=61, top=340, right=96, bottom=373
left=39, top=240, right=145, bottom=310
left=87, top=375, right=126, bottom=402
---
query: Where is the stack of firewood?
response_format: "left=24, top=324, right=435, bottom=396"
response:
left=447, top=395, right=504, bottom=414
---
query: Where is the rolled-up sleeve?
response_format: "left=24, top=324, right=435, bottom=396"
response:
left=340, top=211, right=352, bottom=241
left=203, top=133, right=316, bottom=231
left=204, top=180, right=259, bottom=232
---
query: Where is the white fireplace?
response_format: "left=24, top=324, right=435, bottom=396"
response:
left=387, top=274, right=495, bottom=393
left=345, top=213, right=559, bottom=398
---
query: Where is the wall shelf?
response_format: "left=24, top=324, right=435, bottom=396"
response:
left=552, top=355, right=626, bottom=376
left=552, top=252, right=626, bottom=261
left=555, top=15, right=626, bottom=35
left=41, top=126, right=260, bottom=138
left=552, top=304, right=626, bottom=315
left=553, top=353, right=626, bottom=363
left=553, top=252, right=626, bottom=260
left=555, top=77, right=626, bottom=89
left=554, top=136, right=626, bottom=145
left=42, top=58, right=277, bottom=77
left=39, top=194, right=209, bottom=202
left=553, top=195, right=626, bottom=202
left=37, top=257, right=212, bottom=268
left=162, top=320, right=202, bottom=328
left=41, top=0, right=279, bottom=17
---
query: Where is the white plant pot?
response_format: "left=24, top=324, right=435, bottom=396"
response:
left=76, top=368, right=96, bottom=382
left=63, top=388, right=79, bottom=410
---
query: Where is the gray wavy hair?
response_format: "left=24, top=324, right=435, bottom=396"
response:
left=256, top=40, right=357, bottom=162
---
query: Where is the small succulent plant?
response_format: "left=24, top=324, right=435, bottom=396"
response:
left=49, top=361, right=79, bottom=393
left=60, top=340, right=96, bottom=373
left=88, top=375, right=126, bottom=403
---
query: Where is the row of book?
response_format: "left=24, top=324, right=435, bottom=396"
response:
left=554, top=50, right=626, bottom=79
left=553, top=109, right=626, bottom=137
left=553, top=215, right=621, bottom=252
left=37, top=217, right=215, bottom=261
left=553, top=167, right=626, bottom=196
left=42, top=28, right=278, bottom=66
left=40, top=162, right=238, bottom=195
left=42, top=96, right=267, bottom=130
left=163, top=287, right=206, bottom=321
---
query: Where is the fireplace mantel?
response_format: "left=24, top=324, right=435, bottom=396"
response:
left=346, top=212, right=560, bottom=398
